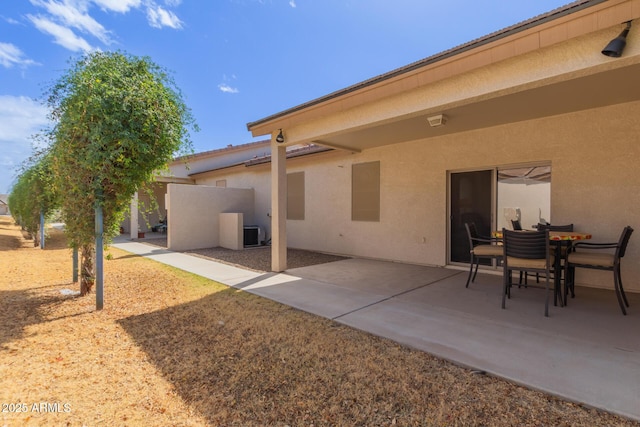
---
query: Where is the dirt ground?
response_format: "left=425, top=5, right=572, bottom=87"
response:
left=1, top=215, right=638, bottom=426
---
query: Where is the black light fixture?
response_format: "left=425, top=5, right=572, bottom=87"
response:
left=275, top=129, right=285, bottom=143
left=602, top=21, right=632, bottom=58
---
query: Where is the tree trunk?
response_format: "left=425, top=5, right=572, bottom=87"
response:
left=80, top=243, right=95, bottom=295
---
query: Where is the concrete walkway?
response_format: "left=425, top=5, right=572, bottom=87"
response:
left=112, top=240, right=640, bottom=422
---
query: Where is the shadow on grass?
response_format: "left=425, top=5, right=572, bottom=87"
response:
left=0, top=285, right=81, bottom=349
left=0, top=234, right=24, bottom=251
left=0, top=227, right=69, bottom=252
left=116, top=286, right=435, bottom=426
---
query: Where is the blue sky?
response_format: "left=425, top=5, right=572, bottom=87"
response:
left=0, top=0, right=572, bottom=194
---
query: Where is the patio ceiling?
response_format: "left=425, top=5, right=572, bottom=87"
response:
left=312, top=62, right=640, bottom=153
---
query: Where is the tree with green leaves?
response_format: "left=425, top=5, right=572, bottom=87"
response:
left=47, top=51, right=195, bottom=297
left=8, top=151, right=59, bottom=247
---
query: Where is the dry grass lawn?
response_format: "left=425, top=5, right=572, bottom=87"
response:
left=1, top=215, right=638, bottom=426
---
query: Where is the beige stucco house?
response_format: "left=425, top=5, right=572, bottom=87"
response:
left=140, top=0, right=639, bottom=294
left=236, top=0, right=640, bottom=293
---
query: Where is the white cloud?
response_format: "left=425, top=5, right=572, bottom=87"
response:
left=28, top=15, right=94, bottom=52
left=289, top=0, right=296, bottom=7
left=147, top=5, right=183, bottom=29
left=0, top=43, right=38, bottom=68
left=0, top=96, right=49, bottom=142
left=27, top=0, right=184, bottom=54
left=218, top=83, right=239, bottom=94
left=33, top=0, right=113, bottom=45
left=93, top=0, right=142, bottom=13
left=2, top=16, right=21, bottom=25
left=0, top=96, right=51, bottom=192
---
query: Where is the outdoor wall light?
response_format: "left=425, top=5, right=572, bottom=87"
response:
left=275, top=129, right=285, bottom=143
left=427, top=114, right=447, bottom=127
left=602, top=21, right=632, bottom=58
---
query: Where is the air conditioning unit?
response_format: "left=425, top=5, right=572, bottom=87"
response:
left=243, top=225, right=264, bottom=247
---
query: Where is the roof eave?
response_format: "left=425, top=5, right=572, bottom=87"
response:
left=246, top=0, right=605, bottom=133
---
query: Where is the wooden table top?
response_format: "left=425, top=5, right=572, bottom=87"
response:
left=492, top=230, right=592, bottom=241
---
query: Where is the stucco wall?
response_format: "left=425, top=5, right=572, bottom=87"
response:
left=194, top=163, right=272, bottom=239
left=166, top=184, right=255, bottom=251
left=281, top=100, right=640, bottom=292
left=173, top=101, right=640, bottom=292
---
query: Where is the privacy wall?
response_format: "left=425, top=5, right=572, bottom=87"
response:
left=166, top=183, right=254, bottom=251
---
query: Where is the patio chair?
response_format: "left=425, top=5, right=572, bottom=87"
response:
left=464, top=223, right=503, bottom=288
left=565, top=226, right=634, bottom=315
left=501, top=228, right=554, bottom=317
left=528, top=223, right=574, bottom=290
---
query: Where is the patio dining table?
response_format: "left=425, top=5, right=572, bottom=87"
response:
left=492, top=230, right=592, bottom=306
left=492, top=230, right=592, bottom=241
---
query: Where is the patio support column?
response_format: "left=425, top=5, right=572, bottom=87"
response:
left=130, top=192, right=139, bottom=240
left=271, top=140, right=287, bottom=272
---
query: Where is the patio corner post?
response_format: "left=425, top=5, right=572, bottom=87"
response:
left=271, top=138, right=287, bottom=272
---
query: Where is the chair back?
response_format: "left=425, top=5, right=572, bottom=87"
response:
left=502, top=228, right=549, bottom=260
left=538, top=223, right=573, bottom=232
left=465, top=223, right=478, bottom=249
left=617, top=226, right=634, bottom=259
left=511, top=220, right=522, bottom=230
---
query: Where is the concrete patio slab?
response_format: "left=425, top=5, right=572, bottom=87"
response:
left=111, top=241, right=262, bottom=285
left=335, top=273, right=640, bottom=421
left=233, top=273, right=391, bottom=319
left=286, top=258, right=459, bottom=296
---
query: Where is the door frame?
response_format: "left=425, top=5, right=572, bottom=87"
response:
left=447, top=167, right=498, bottom=267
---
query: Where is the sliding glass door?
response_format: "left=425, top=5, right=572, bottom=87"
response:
left=449, top=164, right=551, bottom=266
left=449, top=170, right=494, bottom=264
left=497, top=165, right=551, bottom=230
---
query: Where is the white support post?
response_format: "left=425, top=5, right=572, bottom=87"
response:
left=271, top=140, right=287, bottom=272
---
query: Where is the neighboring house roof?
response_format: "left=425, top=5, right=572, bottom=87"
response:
left=163, top=139, right=271, bottom=180
left=173, top=139, right=270, bottom=163
left=244, top=144, right=333, bottom=167
left=188, top=144, right=333, bottom=178
left=246, top=0, right=605, bottom=132
left=0, top=195, right=8, bottom=205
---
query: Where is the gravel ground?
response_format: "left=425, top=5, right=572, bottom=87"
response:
left=141, top=238, right=349, bottom=272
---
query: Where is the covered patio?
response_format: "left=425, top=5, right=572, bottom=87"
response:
left=245, top=0, right=640, bottom=300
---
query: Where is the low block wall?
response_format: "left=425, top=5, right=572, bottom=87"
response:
left=166, top=184, right=254, bottom=251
